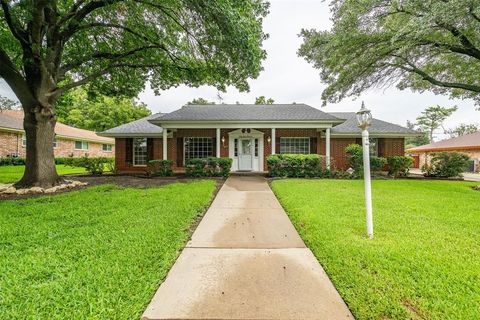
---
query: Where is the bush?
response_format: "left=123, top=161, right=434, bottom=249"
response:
left=422, top=152, right=470, bottom=178
left=387, top=156, right=414, bottom=178
left=0, top=156, right=25, bottom=166
left=65, top=156, right=114, bottom=175
left=185, top=157, right=232, bottom=177
left=147, top=160, right=173, bottom=177
left=345, top=144, right=387, bottom=177
left=267, top=154, right=324, bottom=178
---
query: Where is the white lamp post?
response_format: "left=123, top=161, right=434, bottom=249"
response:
left=356, top=102, right=374, bottom=239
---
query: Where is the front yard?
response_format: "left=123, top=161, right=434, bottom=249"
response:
left=0, top=165, right=86, bottom=184
left=272, top=179, right=480, bottom=319
left=0, top=181, right=216, bottom=319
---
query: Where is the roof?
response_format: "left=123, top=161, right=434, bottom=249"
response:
left=329, top=112, right=418, bottom=136
left=406, top=131, right=480, bottom=153
left=0, top=110, right=114, bottom=144
left=100, top=113, right=164, bottom=137
left=154, top=104, right=341, bottom=122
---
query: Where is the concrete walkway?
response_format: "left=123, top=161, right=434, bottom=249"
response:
left=142, top=176, right=353, bottom=320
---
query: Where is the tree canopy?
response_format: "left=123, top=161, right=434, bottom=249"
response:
left=187, top=98, right=216, bottom=105
left=416, top=105, right=458, bottom=142
left=299, top=0, right=480, bottom=106
left=0, top=95, right=20, bottom=110
left=446, top=123, right=480, bottom=138
left=405, top=120, right=430, bottom=149
left=254, top=96, right=274, bottom=104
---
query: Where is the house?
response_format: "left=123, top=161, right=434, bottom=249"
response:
left=100, top=104, right=417, bottom=173
left=0, top=110, right=115, bottom=158
left=406, top=131, right=480, bottom=172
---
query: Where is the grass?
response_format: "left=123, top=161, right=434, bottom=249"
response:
left=0, top=165, right=87, bottom=184
left=0, top=181, right=216, bottom=319
left=271, top=179, right=480, bottom=320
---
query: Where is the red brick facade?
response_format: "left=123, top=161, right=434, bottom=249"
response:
left=115, top=129, right=406, bottom=172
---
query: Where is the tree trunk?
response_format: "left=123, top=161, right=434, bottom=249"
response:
left=15, top=108, right=61, bottom=188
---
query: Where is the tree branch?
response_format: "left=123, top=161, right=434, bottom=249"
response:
left=0, top=0, right=28, bottom=45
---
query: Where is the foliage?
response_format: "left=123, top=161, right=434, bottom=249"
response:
left=422, top=152, right=470, bottom=177
left=254, top=96, right=275, bottom=104
left=298, top=0, right=480, bottom=107
left=0, top=95, right=20, bottom=110
left=0, top=181, right=216, bottom=319
left=416, top=105, right=458, bottom=142
left=345, top=144, right=387, bottom=177
left=185, top=157, right=233, bottom=177
left=267, top=154, right=327, bottom=178
left=446, top=123, right=480, bottom=138
left=0, top=156, right=26, bottom=166
left=272, top=179, right=480, bottom=319
left=0, top=165, right=86, bottom=184
left=55, top=87, right=151, bottom=131
left=148, top=160, right=174, bottom=177
left=405, top=120, right=430, bottom=149
left=64, top=156, right=114, bottom=175
left=387, top=156, right=414, bottom=177
left=186, top=98, right=216, bottom=105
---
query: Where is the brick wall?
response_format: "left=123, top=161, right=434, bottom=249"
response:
left=0, top=131, right=22, bottom=157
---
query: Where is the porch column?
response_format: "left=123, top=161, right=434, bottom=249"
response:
left=162, top=129, right=168, bottom=160
left=325, top=128, right=331, bottom=169
left=271, top=128, right=276, bottom=154
left=216, top=128, right=221, bottom=157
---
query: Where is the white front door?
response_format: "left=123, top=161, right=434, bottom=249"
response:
left=238, top=138, right=253, bottom=171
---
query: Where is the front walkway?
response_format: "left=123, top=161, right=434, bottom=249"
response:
left=142, top=176, right=353, bottom=320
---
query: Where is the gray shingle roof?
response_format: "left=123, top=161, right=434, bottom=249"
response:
left=153, top=104, right=341, bottom=122
left=330, top=112, right=418, bottom=135
left=100, top=113, right=164, bottom=136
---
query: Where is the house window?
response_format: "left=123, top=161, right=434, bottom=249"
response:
left=184, top=137, right=213, bottom=160
left=133, top=138, right=147, bottom=166
left=255, top=139, right=259, bottom=157
left=102, top=144, right=113, bottom=152
left=234, top=139, right=238, bottom=157
left=53, top=138, right=58, bottom=149
left=369, top=138, right=378, bottom=156
left=280, top=137, right=310, bottom=154
left=22, top=134, right=26, bottom=147
left=75, top=141, right=89, bottom=150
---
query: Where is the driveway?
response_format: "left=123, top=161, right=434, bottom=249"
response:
left=142, top=176, right=353, bottom=320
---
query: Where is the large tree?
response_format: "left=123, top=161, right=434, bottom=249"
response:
left=254, top=95, right=274, bottom=104
left=0, top=0, right=268, bottom=187
left=186, top=97, right=215, bottom=105
left=446, top=123, right=480, bottom=138
left=416, top=105, right=457, bottom=142
left=405, top=120, right=429, bottom=149
left=298, top=0, right=480, bottom=106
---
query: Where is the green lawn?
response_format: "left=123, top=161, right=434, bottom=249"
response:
left=271, top=179, right=480, bottom=320
left=0, top=181, right=216, bottom=319
left=0, top=165, right=87, bottom=184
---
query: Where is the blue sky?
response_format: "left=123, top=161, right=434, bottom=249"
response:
left=1, top=0, right=478, bottom=140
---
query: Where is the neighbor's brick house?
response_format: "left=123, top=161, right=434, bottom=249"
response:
left=0, top=110, right=115, bottom=158
left=100, top=104, right=417, bottom=173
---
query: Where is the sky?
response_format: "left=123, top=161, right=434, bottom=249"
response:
left=1, top=0, right=479, bottom=140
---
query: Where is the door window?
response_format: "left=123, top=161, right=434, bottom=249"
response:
left=241, top=139, right=252, bottom=155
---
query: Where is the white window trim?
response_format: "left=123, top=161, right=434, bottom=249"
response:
left=74, top=140, right=89, bottom=150
left=133, top=138, right=148, bottom=167
left=183, top=137, right=214, bottom=166
left=279, top=137, right=311, bottom=154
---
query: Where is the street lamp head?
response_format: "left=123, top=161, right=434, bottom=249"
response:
left=356, top=101, right=372, bottom=130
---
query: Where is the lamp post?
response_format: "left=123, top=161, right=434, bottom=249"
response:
left=356, top=102, right=374, bottom=239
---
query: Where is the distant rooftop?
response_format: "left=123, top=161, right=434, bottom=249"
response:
left=329, top=112, right=418, bottom=135
left=100, top=113, right=164, bottom=136
left=407, top=131, right=480, bottom=152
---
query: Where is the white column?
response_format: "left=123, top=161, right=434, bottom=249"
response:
left=325, top=128, right=331, bottom=169
left=216, top=128, right=221, bottom=158
left=271, top=128, right=276, bottom=154
left=162, top=129, right=168, bottom=160
left=362, top=129, right=373, bottom=239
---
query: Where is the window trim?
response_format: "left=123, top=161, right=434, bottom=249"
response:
left=279, top=137, right=311, bottom=154
left=53, top=138, right=58, bottom=149
left=102, top=144, right=113, bottom=152
left=183, top=137, right=214, bottom=165
left=369, top=138, right=379, bottom=157
left=132, top=137, right=148, bottom=167
left=21, top=134, right=26, bottom=147
left=74, top=140, right=89, bottom=150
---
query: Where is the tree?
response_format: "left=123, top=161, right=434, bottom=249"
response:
left=56, top=88, right=151, bottom=131
left=405, top=120, right=430, bottom=149
left=0, top=95, right=20, bottom=110
left=416, top=105, right=458, bottom=142
left=298, top=1, right=480, bottom=106
left=254, top=96, right=274, bottom=104
left=446, top=123, right=480, bottom=138
left=186, top=98, right=215, bottom=105
left=0, top=0, right=268, bottom=187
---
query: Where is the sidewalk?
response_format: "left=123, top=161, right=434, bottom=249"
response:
left=142, top=176, right=353, bottom=320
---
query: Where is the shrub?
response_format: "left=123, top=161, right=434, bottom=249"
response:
left=148, top=160, right=173, bottom=177
left=345, top=144, right=387, bottom=177
left=370, top=156, right=388, bottom=172
left=387, top=156, right=414, bottom=178
left=65, top=156, right=114, bottom=175
left=185, top=157, right=232, bottom=177
left=422, top=152, right=470, bottom=178
left=0, top=156, right=26, bottom=166
left=267, top=154, right=324, bottom=178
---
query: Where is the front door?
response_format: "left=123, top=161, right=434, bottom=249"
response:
left=238, top=138, right=253, bottom=171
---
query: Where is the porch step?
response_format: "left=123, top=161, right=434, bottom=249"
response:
left=231, top=171, right=268, bottom=177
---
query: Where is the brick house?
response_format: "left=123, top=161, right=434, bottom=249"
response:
left=406, top=131, right=480, bottom=172
left=100, top=104, right=417, bottom=173
left=0, top=110, right=115, bottom=158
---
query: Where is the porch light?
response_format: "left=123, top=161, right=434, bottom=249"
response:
left=267, top=136, right=271, bottom=144
left=356, top=101, right=373, bottom=239
left=221, top=136, right=226, bottom=147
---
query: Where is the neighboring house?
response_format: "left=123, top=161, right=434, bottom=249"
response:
left=406, top=131, right=480, bottom=172
left=100, top=104, right=417, bottom=173
left=0, top=110, right=115, bottom=158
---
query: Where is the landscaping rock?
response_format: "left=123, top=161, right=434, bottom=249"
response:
left=16, top=189, right=29, bottom=195
left=29, top=187, right=44, bottom=194
left=1, top=186, right=16, bottom=194
left=44, top=187, right=59, bottom=194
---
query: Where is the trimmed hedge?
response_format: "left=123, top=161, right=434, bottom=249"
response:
left=185, top=157, right=232, bottom=177
left=64, top=156, right=114, bottom=175
left=267, top=154, right=326, bottom=178
left=345, top=144, right=387, bottom=177
left=0, top=157, right=26, bottom=166
left=422, top=152, right=470, bottom=178
left=147, top=160, right=174, bottom=177
left=387, top=156, right=414, bottom=177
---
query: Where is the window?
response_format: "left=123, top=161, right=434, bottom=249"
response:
left=234, top=139, right=238, bottom=157
left=280, top=137, right=310, bottom=154
left=53, top=138, right=57, bottom=149
left=184, top=137, right=213, bottom=161
left=75, top=140, right=89, bottom=150
left=102, top=144, right=113, bottom=152
left=22, top=134, right=26, bottom=147
left=254, top=138, right=259, bottom=157
left=133, top=138, right=147, bottom=166
left=369, top=138, right=378, bottom=156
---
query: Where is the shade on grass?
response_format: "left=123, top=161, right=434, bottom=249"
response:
left=0, top=165, right=86, bottom=184
left=0, top=181, right=216, bottom=319
left=271, top=179, right=480, bottom=319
